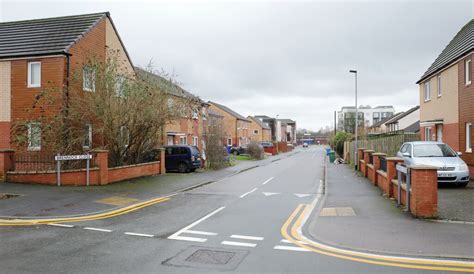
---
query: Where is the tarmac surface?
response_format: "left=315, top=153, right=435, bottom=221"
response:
left=0, top=146, right=472, bottom=273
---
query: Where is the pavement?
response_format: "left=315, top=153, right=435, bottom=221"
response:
left=438, top=181, right=474, bottom=222
left=305, top=161, right=474, bottom=259
left=0, top=151, right=297, bottom=219
left=0, top=146, right=472, bottom=273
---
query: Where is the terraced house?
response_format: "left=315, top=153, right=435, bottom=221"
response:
left=248, top=116, right=271, bottom=142
left=417, top=19, right=473, bottom=177
left=208, top=102, right=250, bottom=146
left=0, top=12, right=135, bottom=151
left=135, top=68, right=208, bottom=151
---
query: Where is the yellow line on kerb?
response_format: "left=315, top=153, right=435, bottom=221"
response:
left=0, top=197, right=170, bottom=226
left=281, top=204, right=474, bottom=272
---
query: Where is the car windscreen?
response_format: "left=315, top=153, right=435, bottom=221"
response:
left=190, top=146, right=200, bottom=156
left=413, top=144, right=457, bottom=157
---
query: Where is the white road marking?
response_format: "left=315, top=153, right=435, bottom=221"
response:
left=262, top=192, right=280, bottom=196
left=281, top=239, right=306, bottom=245
left=221, top=241, right=257, bottom=248
left=239, top=188, right=257, bottom=198
left=274, top=245, right=310, bottom=252
left=169, top=235, right=207, bottom=242
left=47, top=223, right=74, bottom=228
left=184, top=230, right=218, bottom=236
left=262, top=177, right=274, bottom=185
left=84, top=227, right=112, bottom=233
left=230, top=235, right=264, bottom=241
left=168, top=206, right=225, bottom=242
left=124, top=232, right=154, bottom=238
left=294, top=193, right=312, bottom=198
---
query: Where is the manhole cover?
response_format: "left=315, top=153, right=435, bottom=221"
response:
left=163, top=246, right=248, bottom=270
left=185, top=249, right=235, bottom=265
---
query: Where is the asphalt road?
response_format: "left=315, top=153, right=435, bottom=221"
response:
left=0, top=147, right=458, bottom=273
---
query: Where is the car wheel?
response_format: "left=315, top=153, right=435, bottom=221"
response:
left=178, top=163, right=188, bottom=173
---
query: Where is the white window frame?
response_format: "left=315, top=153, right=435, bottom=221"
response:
left=227, top=138, right=232, bottom=146
left=424, top=81, right=431, bottom=102
left=466, top=59, right=471, bottom=85
left=437, top=75, right=442, bottom=97
left=192, top=107, right=199, bottom=119
left=27, top=61, right=41, bottom=88
left=424, top=127, right=432, bottom=141
left=253, top=129, right=259, bottom=135
left=179, top=136, right=187, bottom=145
left=83, top=66, right=96, bottom=92
left=83, top=124, right=92, bottom=149
left=193, top=136, right=198, bottom=146
left=466, top=122, right=472, bottom=153
left=27, top=122, right=41, bottom=151
left=167, top=135, right=174, bottom=145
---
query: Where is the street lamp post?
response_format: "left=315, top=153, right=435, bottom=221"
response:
left=349, top=70, right=358, bottom=170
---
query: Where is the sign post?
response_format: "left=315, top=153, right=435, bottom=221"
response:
left=55, top=154, right=92, bottom=187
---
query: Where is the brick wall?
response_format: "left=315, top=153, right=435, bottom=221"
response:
left=458, top=52, right=474, bottom=177
left=208, top=104, right=237, bottom=145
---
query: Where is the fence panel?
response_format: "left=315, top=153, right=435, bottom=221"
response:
left=14, top=152, right=97, bottom=172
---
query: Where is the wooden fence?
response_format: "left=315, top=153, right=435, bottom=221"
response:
left=344, top=133, right=420, bottom=165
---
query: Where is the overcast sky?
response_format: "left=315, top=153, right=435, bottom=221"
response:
left=2, top=0, right=473, bottom=131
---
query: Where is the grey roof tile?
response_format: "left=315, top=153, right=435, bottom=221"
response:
left=249, top=116, right=270, bottom=129
left=417, top=19, right=474, bottom=84
left=209, top=101, right=250, bottom=121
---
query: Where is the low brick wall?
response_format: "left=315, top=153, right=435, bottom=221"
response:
left=367, top=164, right=375, bottom=184
left=7, top=168, right=100, bottom=186
left=264, top=147, right=277, bottom=156
left=108, top=162, right=160, bottom=184
left=360, top=159, right=367, bottom=177
left=377, top=170, right=388, bottom=194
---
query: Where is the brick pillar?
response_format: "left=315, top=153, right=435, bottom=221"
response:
left=363, top=150, right=374, bottom=178
left=410, top=166, right=438, bottom=218
left=159, top=148, right=166, bottom=175
left=94, top=150, right=109, bottom=185
left=357, top=148, right=366, bottom=171
left=372, top=152, right=386, bottom=186
left=0, top=149, right=15, bottom=182
left=385, top=157, right=404, bottom=198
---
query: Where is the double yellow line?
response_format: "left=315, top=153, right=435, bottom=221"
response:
left=282, top=204, right=474, bottom=272
left=0, top=196, right=170, bottom=226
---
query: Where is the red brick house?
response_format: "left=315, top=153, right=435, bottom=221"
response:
left=208, top=102, right=251, bottom=146
left=0, top=12, right=135, bottom=151
left=416, top=19, right=473, bottom=177
left=134, top=68, right=208, bottom=152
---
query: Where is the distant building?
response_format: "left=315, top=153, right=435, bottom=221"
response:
left=337, top=105, right=394, bottom=133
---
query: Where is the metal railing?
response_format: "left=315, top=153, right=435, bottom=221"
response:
left=396, top=163, right=411, bottom=211
left=14, top=152, right=96, bottom=172
left=379, top=156, right=387, bottom=172
left=368, top=153, right=374, bottom=165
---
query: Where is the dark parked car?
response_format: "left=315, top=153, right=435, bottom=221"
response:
left=164, top=145, right=202, bottom=173
left=260, top=142, right=273, bottom=148
left=230, top=145, right=247, bottom=155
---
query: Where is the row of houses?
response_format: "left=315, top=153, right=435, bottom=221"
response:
left=337, top=19, right=473, bottom=178
left=0, top=12, right=296, bottom=156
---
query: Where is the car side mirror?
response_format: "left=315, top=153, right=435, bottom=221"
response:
left=457, top=152, right=463, bottom=156
left=402, top=152, right=411, bottom=158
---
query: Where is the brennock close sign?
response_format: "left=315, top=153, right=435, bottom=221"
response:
left=55, top=155, right=92, bottom=161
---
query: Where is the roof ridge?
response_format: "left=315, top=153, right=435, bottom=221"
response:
left=0, top=12, right=109, bottom=25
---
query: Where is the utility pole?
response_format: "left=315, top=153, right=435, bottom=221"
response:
left=334, top=110, right=337, bottom=136
left=350, top=70, right=358, bottom=170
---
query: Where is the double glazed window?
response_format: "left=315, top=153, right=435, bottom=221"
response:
left=193, top=136, right=198, bottom=146
left=466, top=123, right=472, bottom=153
left=424, top=81, right=431, bottom=101
left=437, top=76, right=442, bottom=97
left=466, top=59, right=471, bottom=85
left=27, top=62, right=41, bottom=88
left=83, top=66, right=96, bottom=92
left=253, top=129, right=259, bottom=135
left=424, top=127, right=432, bottom=141
left=27, top=122, right=41, bottom=151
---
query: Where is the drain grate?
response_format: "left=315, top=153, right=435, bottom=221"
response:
left=185, top=249, right=235, bottom=265
left=163, top=246, right=248, bottom=270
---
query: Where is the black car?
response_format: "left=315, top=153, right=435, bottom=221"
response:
left=230, top=145, right=247, bottom=155
left=164, top=145, right=202, bottom=173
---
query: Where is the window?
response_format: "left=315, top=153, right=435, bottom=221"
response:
left=27, top=62, right=41, bottom=88
left=437, top=75, right=442, bottom=97
left=253, top=129, right=259, bottom=135
left=120, top=126, right=130, bottom=148
left=83, top=124, right=92, bottom=149
left=193, top=136, right=198, bottom=146
left=424, top=81, right=431, bottom=101
left=192, top=107, right=199, bottom=119
left=27, top=122, right=41, bottom=151
left=83, top=66, right=96, bottom=92
left=179, top=136, right=187, bottom=145
left=167, top=135, right=174, bottom=145
left=227, top=138, right=232, bottom=146
left=202, top=108, right=207, bottom=120
left=115, top=76, right=125, bottom=97
left=424, top=127, right=432, bottom=141
left=466, top=59, right=471, bottom=85
left=466, top=123, right=472, bottom=153
left=373, top=112, right=380, bottom=118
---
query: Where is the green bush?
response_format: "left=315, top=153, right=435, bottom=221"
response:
left=331, top=132, right=352, bottom=157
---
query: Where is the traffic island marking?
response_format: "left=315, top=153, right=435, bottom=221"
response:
left=281, top=204, right=474, bottom=272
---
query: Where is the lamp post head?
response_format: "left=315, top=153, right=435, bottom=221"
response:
left=349, top=70, right=357, bottom=74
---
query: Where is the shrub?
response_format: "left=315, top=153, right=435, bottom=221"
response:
left=331, top=132, right=352, bottom=157
left=247, top=141, right=264, bottom=160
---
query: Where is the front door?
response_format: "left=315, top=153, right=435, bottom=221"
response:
left=436, top=124, right=443, bottom=142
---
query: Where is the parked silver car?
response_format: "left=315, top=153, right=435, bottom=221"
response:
left=397, top=141, right=470, bottom=187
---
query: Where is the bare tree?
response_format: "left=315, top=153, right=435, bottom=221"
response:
left=204, top=117, right=229, bottom=169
